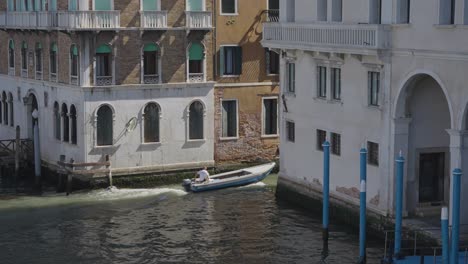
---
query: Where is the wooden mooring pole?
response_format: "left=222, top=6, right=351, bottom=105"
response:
left=66, top=159, right=75, bottom=196
left=106, top=155, right=112, bottom=187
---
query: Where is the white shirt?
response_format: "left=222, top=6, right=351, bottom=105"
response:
left=197, top=169, right=209, bottom=181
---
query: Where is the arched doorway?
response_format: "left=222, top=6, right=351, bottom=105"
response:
left=394, top=73, right=452, bottom=214
left=26, top=93, right=38, bottom=139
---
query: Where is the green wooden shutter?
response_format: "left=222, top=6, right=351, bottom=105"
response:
left=50, top=0, right=57, bottom=11
left=9, top=40, right=14, bottom=49
left=69, top=0, right=77, bottom=10
left=51, top=43, right=58, bottom=52
left=8, top=0, right=14, bottom=11
left=144, top=43, right=159, bottom=52
left=96, top=44, right=112, bottom=54
left=34, top=0, right=41, bottom=11
left=219, top=47, right=224, bottom=76
left=235, top=47, right=242, bottom=75
left=189, top=43, right=203, bottom=60
left=188, top=0, right=203, bottom=11
left=143, top=0, right=157, bottom=10
left=95, top=0, right=111, bottom=11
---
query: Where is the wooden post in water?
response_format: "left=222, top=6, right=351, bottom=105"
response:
left=66, top=159, right=74, bottom=196
left=58, top=155, right=65, bottom=193
left=106, top=155, right=113, bottom=187
left=14, top=126, right=20, bottom=187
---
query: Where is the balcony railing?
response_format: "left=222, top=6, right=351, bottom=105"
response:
left=265, top=9, right=279, bottom=22
left=263, top=22, right=391, bottom=52
left=96, top=76, right=113, bottom=86
left=57, top=11, right=120, bottom=30
left=188, top=73, right=204, bottom=83
left=143, top=74, right=160, bottom=84
left=186, top=11, right=212, bottom=29
left=0, top=11, right=58, bottom=28
left=140, top=11, right=167, bottom=29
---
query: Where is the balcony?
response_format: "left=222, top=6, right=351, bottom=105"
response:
left=140, top=11, right=168, bottom=29
left=262, top=22, right=391, bottom=55
left=185, top=11, right=212, bottom=30
left=0, top=11, right=58, bottom=29
left=57, top=11, right=120, bottom=30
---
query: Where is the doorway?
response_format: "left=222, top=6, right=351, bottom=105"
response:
left=418, top=152, right=445, bottom=204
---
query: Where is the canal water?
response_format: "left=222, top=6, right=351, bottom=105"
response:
left=0, top=175, right=383, bottom=263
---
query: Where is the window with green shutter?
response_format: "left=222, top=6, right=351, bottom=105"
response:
left=220, top=46, right=242, bottom=76
left=94, top=0, right=112, bottom=11
left=189, top=43, right=204, bottom=74
left=69, top=0, right=77, bottom=10
left=187, top=0, right=203, bottom=11
left=50, top=0, right=57, bottom=11
left=143, top=0, right=158, bottom=10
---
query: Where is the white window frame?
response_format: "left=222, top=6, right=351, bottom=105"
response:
left=220, top=44, right=241, bottom=77
left=317, top=65, right=327, bottom=99
left=69, top=44, right=80, bottom=85
left=220, top=0, right=238, bottom=15
left=265, top=49, right=279, bottom=76
left=220, top=98, right=239, bottom=140
left=186, top=99, right=206, bottom=142
left=141, top=43, right=162, bottom=84
left=94, top=103, right=116, bottom=147
left=285, top=62, right=296, bottom=94
left=8, top=39, right=15, bottom=76
left=141, top=101, right=162, bottom=144
left=261, top=96, right=279, bottom=138
left=186, top=42, right=206, bottom=83
left=330, top=131, right=341, bottom=156
left=35, top=45, right=43, bottom=80
left=93, top=45, right=115, bottom=86
left=285, top=120, right=295, bottom=143
left=331, top=67, right=341, bottom=101
left=368, top=71, right=380, bottom=107
left=49, top=45, right=58, bottom=82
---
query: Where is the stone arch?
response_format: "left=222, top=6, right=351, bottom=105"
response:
left=393, top=72, right=453, bottom=214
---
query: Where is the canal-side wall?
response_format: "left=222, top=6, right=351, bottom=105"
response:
left=276, top=176, right=440, bottom=245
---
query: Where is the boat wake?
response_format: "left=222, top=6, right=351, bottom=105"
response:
left=0, top=187, right=186, bottom=210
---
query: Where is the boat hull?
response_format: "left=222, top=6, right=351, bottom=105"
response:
left=186, top=163, right=275, bottom=193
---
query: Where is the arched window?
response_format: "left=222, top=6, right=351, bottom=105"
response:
left=2, top=92, right=8, bottom=125
left=50, top=42, right=58, bottom=82
left=70, top=44, right=79, bottom=85
left=8, top=40, right=14, bottom=73
left=8, top=93, right=13, bottom=127
left=188, top=42, right=204, bottom=82
left=54, top=102, right=61, bottom=140
left=143, top=43, right=160, bottom=84
left=70, top=105, right=77, bottom=145
left=96, top=105, right=113, bottom=146
left=95, top=44, right=112, bottom=86
left=189, top=101, right=204, bottom=140
left=62, top=104, right=69, bottom=142
left=35, top=42, right=43, bottom=80
left=21, top=41, right=28, bottom=77
left=144, top=102, right=160, bottom=143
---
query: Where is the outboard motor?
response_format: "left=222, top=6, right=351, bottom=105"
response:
left=182, top=179, right=192, bottom=192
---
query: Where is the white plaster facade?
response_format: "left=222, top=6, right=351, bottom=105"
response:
left=0, top=75, right=215, bottom=173
left=263, top=0, right=468, bottom=224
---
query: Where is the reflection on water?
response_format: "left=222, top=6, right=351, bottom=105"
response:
left=0, top=175, right=383, bottom=264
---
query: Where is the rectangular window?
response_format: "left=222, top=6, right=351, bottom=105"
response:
left=220, top=46, right=242, bottom=76
left=144, top=51, right=158, bottom=75
left=263, top=98, right=278, bottom=136
left=221, top=100, right=238, bottom=138
left=221, top=0, right=237, bottom=14
left=36, top=49, right=42, bottom=72
left=189, top=60, right=202, bottom=74
left=21, top=48, right=27, bottom=70
left=331, top=132, right=341, bottom=156
left=331, top=68, right=341, bottom=100
left=397, top=0, right=411, bottom=23
left=266, top=49, right=279, bottom=75
left=9, top=48, right=14, bottom=69
left=369, top=0, right=382, bottom=24
left=71, top=54, right=78, bottom=77
left=50, top=51, right=57, bottom=74
left=286, top=121, right=295, bottom=142
left=317, top=129, right=327, bottom=151
left=317, top=0, right=327, bottom=21
left=96, top=54, right=110, bottom=77
left=317, top=66, right=327, bottom=98
left=439, top=0, right=456, bottom=24
left=367, top=141, right=379, bottom=166
left=332, top=0, right=342, bottom=22
left=287, top=63, right=295, bottom=93
left=286, top=0, right=295, bottom=22
left=368, top=71, right=380, bottom=106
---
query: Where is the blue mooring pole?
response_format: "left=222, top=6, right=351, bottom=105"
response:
left=450, top=168, right=462, bottom=264
left=442, top=206, right=449, bottom=264
left=394, top=153, right=405, bottom=259
left=359, top=148, right=367, bottom=264
left=322, top=141, right=330, bottom=260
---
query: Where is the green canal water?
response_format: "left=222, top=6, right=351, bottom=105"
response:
left=0, top=174, right=384, bottom=263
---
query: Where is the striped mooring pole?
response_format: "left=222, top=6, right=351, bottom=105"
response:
left=322, top=141, right=330, bottom=260
left=358, top=148, right=367, bottom=264
left=441, top=206, right=449, bottom=264
left=450, top=168, right=462, bottom=264
left=394, top=153, right=405, bottom=259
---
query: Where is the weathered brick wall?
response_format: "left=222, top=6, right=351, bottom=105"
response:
left=0, top=31, right=8, bottom=74
left=164, top=0, right=186, bottom=27
left=0, top=0, right=7, bottom=11
left=117, top=0, right=140, bottom=27
left=115, top=31, right=141, bottom=84
left=214, top=86, right=280, bottom=163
